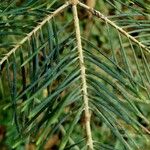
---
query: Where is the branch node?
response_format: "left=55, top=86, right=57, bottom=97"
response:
left=70, top=0, right=78, bottom=5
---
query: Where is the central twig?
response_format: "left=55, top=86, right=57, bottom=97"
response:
left=71, top=1, right=94, bottom=149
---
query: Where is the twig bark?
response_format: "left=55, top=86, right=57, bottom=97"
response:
left=71, top=0, right=94, bottom=149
